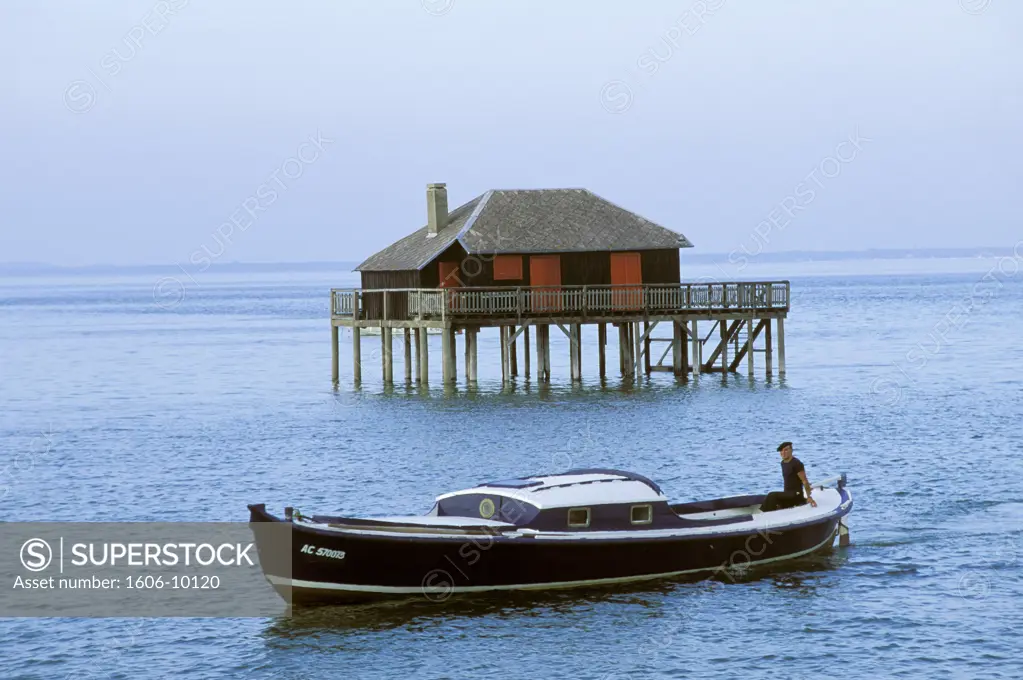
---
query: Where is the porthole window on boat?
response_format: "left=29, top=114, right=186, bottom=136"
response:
left=567, top=508, right=590, bottom=528
left=631, top=505, right=652, bottom=525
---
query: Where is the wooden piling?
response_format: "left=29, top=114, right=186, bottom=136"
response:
left=441, top=327, right=452, bottom=384
left=500, top=327, right=508, bottom=383
left=765, top=318, right=773, bottom=377
left=382, top=327, right=393, bottom=384
left=747, top=317, right=755, bottom=377
left=417, top=327, right=428, bottom=384
left=643, top=321, right=652, bottom=375
left=404, top=328, right=412, bottom=383
left=630, top=319, right=638, bottom=378
left=627, top=324, right=636, bottom=378
left=331, top=324, right=339, bottom=384
left=499, top=327, right=507, bottom=383
left=510, top=325, right=518, bottom=377
left=681, top=322, right=689, bottom=376
left=543, top=325, right=551, bottom=381
left=721, top=320, right=730, bottom=373
left=690, top=320, right=700, bottom=376
left=414, top=328, right=422, bottom=383
left=777, top=317, right=786, bottom=376
left=448, top=328, right=458, bottom=383
left=598, top=323, right=607, bottom=379
left=570, top=323, right=582, bottom=382
left=567, top=326, right=575, bottom=381
left=469, top=329, right=478, bottom=382
left=523, top=326, right=531, bottom=380
left=617, top=324, right=626, bottom=376
left=535, top=325, right=544, bottom=382
left=672, top=320, right=683, bottom=376
left=352, top=326, right=362, bottom=383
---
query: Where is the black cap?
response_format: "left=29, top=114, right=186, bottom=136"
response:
left=777, top=441, right=793, bottom=452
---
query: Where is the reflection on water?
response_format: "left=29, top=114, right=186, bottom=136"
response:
left=263, top=551, right=849, bottom=640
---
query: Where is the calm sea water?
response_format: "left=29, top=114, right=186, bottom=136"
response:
left=1, top=260, right=1022, bottom=679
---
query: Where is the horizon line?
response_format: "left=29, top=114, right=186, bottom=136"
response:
left=0, top=246, right=1017, bottom=273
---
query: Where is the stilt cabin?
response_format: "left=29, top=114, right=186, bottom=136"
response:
left=354, top=184, right=693, bottom=320
left=331, top=183, right=791, bottom=386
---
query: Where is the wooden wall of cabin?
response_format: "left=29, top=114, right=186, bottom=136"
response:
left=357, top=249, right=681, bottom=320
left=422, top=249, right=682, bottom=288
left=360, top=271, right=419, bottom=290
left=640, top=249, right=681, bottom=284
left=359, top=270, right=418, bottom=320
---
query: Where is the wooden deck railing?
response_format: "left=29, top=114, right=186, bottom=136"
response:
left=332, top=282, right=789, bottom=321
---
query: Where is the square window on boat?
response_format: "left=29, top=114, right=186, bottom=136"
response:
left=631, top=505, right=652, bottom=525
left=567, top=508, right=590, bottom=528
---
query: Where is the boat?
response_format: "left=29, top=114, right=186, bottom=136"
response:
left=248, top=468, right=852, bottom=604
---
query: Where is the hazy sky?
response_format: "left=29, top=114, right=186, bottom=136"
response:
left=3, top=1, right=1020, bottom=266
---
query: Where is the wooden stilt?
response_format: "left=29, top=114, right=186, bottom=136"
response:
left=777, top=317, right=786, bottom=376
left=721, top=320, right=730, bottom=373
left=577, top=324, right=583, bottom=380
left=630, top=319, right=638, bottom=378
left=568, top=326, right=576, bottom=381
left=617, top=324, right=626, bottom=376
left=414, top=328, right=422, bottom=383
left=567, top=326, right=575, bottom=381
left=535, top=325, right=544, bottom=382
left=765, top=318, right=773, bottom=377
left=382, top=327, right=393, bottom=384
left=747, top=317, right=755, bottom=377
left=441, top=326, right=452, bottom=384
left=681, top=321, right=689, bottom=376
left=331, top=324, right=339, bottom=384
left=524, top=326, right=531, bottom=380
left=598, top=323, right=607, bottom=379
left=452, top=327, right=460, bottom=384
left=510, top=325, right=518, bottom=377
left=404, top=329, right=412, bottom=383
left=418, top=327, right=428, bottom=384
left=543, top=325, right=551, bottom=381
left=643, top=321, right=651, bottom=375
left=464, top=328, right=472, bottom=382
left=352, top=326, right=362, bottom=383
left=469, top=329, right=478, bottom=382
left=576, top=321, right=585, bottom=378
left=621, top=323, right=630, bottom=376
left=672, top=320, right=683, bottom=376
left=691, top=320, right=700, bottom=376
left=500, top=327, right=508, bottom=383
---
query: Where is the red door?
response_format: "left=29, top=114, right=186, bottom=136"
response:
left=438, top=261, right=460, bottom=288
left=611, top=252, right=642, bottom=309
left=529, top=255, right=562, bottom=312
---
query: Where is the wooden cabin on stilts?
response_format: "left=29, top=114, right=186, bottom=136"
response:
left=331, top=183, right=789, bottom=387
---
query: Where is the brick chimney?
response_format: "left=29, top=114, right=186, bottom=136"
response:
left=426, top=183, right=448, bottom=238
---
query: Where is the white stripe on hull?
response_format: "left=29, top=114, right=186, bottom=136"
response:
left=267, top=529, right=838, bottom=597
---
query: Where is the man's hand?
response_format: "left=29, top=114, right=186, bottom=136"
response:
left=807, top=495, right=817, bottom=508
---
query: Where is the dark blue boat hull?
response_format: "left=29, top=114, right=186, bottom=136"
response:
left=248, top=502, right=849, bottom=604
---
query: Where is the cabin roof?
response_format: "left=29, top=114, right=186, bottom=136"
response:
left=355, top=189, right=693, bottom=272
left=436, top=470, right=668, bottom=510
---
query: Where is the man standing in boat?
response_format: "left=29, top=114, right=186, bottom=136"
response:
left=760, top=441, right=817, bottom=512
